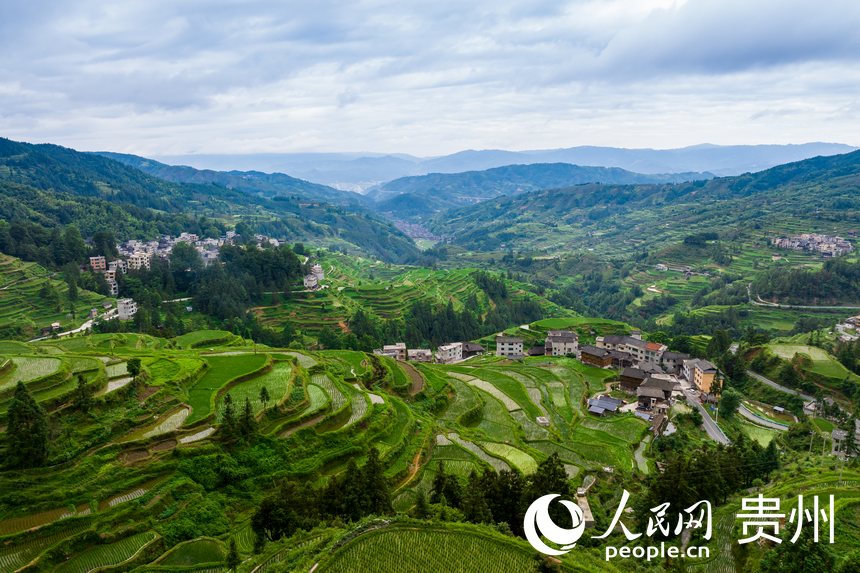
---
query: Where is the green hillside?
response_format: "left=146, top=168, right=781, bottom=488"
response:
left=0, top=253, right=107, bottom=340
left=369, top=162, right=712, bottom=221
left=0, top=329, right=646, bottom=572
left=0, top=138, right=419, bottom=263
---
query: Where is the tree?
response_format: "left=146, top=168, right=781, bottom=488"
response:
left=413, top=489, right=430, bottom=519
left=73, top=374, right=92, bottom=412
left=127, top=357, right=142, bottom=378
left=226, top=537, right=240, bottom=572
left=239, top=397, right=257, bottom=438
left=759, top=528, right=834, bottom=573
left=718, top=388, right=742, bottom=420
left=259, top=386, right=270, bottom=412
left=6, top=382, right=49, bottom=468
left=836, top=550, right=860, bottom=573
left=221, top=394, right=237, bottom=438
left=363, top=447, right=392, bottom=515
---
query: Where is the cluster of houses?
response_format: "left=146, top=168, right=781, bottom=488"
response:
left=374, top=341, right=485, bottom=364
left=771, top=233, right=854, bottom=258
left=302, top=264, right=325, bottom=290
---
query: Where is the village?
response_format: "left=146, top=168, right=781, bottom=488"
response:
left=771, top=232, right=855, bottom=257
left=375, top=328, right=721, bottom=439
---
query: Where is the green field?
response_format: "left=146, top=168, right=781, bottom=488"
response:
left=186, top=353, right=269, bottom=423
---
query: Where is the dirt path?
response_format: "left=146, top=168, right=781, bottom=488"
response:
left=395, top=448, right=425, bottom=491
left=399, top=361, right=425, bottom=395
left=280, top=413, right=326, bottom=438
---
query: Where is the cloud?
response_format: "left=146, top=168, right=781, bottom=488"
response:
left=0, top=0, right=859, bottom=155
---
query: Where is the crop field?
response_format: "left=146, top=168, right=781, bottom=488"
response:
left=1, top=356, right=63, bottom=389
left=216, top=361, right=292, bottom=417
left=318, top=526, right=538, bottom=573
left=186, top=353, right=269, bottom=423
left=0, top=254, right=108, bottom=339
left=174, top=329, right=237, bottom=348
left=768, top=343, right=860, bottom=382
left=157, top=537, right=225, bottom=566
left=478, top=442, right=538, bottom=473
left=0, top=329, right=672, bottom=570
left=54, top=531, right=158, bottom=573
left=312, top=373, right=347, bottom=411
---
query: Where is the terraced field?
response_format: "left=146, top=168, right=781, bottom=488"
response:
left=186, top=353, right=269, bottom=423
left=54, top=531, right=158, bottom=573
left=0, top=254, right=108, bottom=339
left=215, top=361, right=293, bottom=417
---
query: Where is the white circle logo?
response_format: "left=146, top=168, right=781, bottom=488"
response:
left=524, top=494, right=586, bottom=556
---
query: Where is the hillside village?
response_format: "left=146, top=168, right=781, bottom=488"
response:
left=375, top=328, right=720, bottom=437
left=771, top=232, right=855, bottom=257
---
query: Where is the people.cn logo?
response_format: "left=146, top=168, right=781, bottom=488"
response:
left=524, top=494, right=587, bottom=556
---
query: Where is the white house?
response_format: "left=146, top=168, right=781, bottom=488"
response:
left=436, top=342, right=463, bottom=364
left=495, top=335, right=524, bottom=358
left=117, top=298, right=138, bottom=320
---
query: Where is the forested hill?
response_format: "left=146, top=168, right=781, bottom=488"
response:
left=430, top=149, right=860, bottom=252
left=0, top=138, right=420, bottom=263
left=97, top=152, right=370, bottom=208
left=368, top=162, right=712, bottom=220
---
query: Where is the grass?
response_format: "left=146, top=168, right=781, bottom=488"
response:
left=174, top=329, right=236, bottom=348
left=186, top=353, right=268, bottom=424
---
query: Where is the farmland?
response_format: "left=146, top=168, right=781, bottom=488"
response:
left=0, top=323, right=852, bottom=572
left=252, top=252, right=572, bottom=336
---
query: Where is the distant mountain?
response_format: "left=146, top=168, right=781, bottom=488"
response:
left=430, top=149, right=860, bottom=253
left=157, top=142, right=856, bottom=191
left=97, top=152, right=370, bottom=208
left=0, top=138, right=419, bottom=263
left=368, top=163, right=713, bottom=220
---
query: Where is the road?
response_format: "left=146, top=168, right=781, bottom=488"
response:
left=28, top=309, right=118, bottom=342
left=747, top=283, right=860, bottom=310
left=682, top=387, right=731, bottom=445
left=747, top=370, right=815, bottom=402
left=738, top=403, right=789, bottom=431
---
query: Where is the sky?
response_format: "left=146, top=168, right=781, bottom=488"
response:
left=2, top=0, right=860, bottom=157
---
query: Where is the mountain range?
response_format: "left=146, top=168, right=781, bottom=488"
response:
left=157, top=142, right=856, bottom=191
left=430, top=149, right=860, bottom=254
left=368, top=163, right=713, bottom=221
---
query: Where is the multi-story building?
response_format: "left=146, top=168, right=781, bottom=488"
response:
left=495, top=336, right=524, bottom=358
left=311, top=264, right=324, bottom=281
left=596, top=334, right=666, bottom=367
left=89, top=256, right=107, bottom=271
left=436, top=342, right=463, bottom=364
left=407, top=349, right=433, bottom=362
left=578, top=345, right=612, bottom=368
left=378, top=343, right=407, bottom=361
left=682, top=358, right=719, bottom=393
left=545, top=330, right=578, bottom=356
left=117, top=298, right=138, bottom=320
left=109, top=259, right=128, bottom=274
left=303, top=274, right=319, bottom=290
left=128, top=252, right=151, bottom=271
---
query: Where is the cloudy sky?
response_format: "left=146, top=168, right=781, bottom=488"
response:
left=1, top=0, right=860, bottom=156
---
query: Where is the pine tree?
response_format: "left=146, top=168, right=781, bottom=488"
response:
left=362, top=447, right=392, bottom=515
left=462, top=471, right=493, bottom=523
left=221, top=393, right=237, bottom=438
left=6, top=382, right=49, bottom=468
left=259, top=385, right=270, bottom=412
left=239, top=396, right=256, bottom=438
left=413, top=489, right=430, bottom=519
left=226, top=537, right=240, bottom=572
left=73, top=374, right=92, bottom=412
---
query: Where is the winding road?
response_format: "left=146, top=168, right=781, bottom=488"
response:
left=738, top=403, right=789, bottom=431
left=747, top=370, right=815, bottom=402
left=682, top=387, right=731, bottom=445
